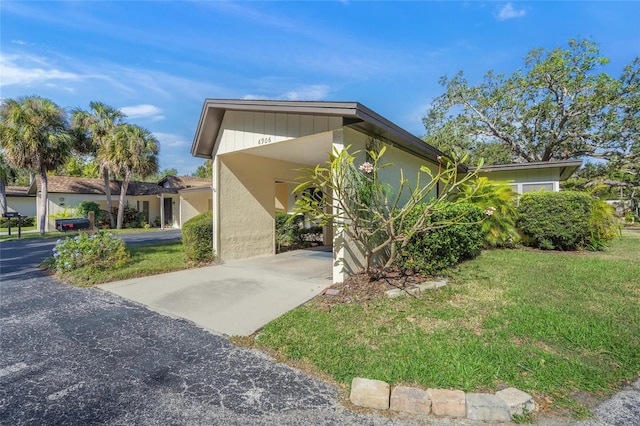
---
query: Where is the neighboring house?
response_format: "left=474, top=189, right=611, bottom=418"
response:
left=471, top=160, right=582, bottom=194
left=5, top=186, right=36, bottom=217
left=190, top=99, right=581, bottom=284
left=27, top=175, right=211, bottom=232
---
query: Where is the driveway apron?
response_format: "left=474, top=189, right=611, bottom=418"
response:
left=98, top=247, right=333, bottom=336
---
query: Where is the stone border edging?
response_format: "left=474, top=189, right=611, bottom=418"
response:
left=349, top=377, right=535, bottom=422
left=385, top=278, right=448, bottom=298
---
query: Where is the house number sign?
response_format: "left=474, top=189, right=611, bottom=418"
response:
left=257, top=137, right=272, bottom=145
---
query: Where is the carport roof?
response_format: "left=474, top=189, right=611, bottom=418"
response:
left=191, top=99, right=454, bottom=168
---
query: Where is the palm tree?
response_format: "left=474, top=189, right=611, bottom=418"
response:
left=0, top=96, right=72, bottom=235
left=109, top=124, right=159, bottom=229
left=71, top=102, right=125, bottom=228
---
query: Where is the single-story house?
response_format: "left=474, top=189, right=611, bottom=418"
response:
left=4, top=186, right=37, bottom=217
left=27, top=175, right=211, bottom=232
left=190, top=99, right=580, bottom=283
left=472, top=161, right=582, bottom=194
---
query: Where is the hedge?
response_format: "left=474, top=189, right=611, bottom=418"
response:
left=516, top=190, right=618, bottom=251
left=182, top=210, right=215, bottom=263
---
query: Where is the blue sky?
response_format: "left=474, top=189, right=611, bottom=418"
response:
left=1, top=1, right=639, bottom=175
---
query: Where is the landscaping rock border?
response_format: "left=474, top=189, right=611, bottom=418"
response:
left=385, top=278, right=448, bottom=298
left=349, top=378, right=535, bottom=422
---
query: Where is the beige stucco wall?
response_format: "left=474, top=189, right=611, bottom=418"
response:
left=6, top=197, right=36, bottom=217
left=131, top=195, right=163, bottom=226
left=217, top=152, right=314, bottom=260
left=180, top=190, right=212, bottom=226
left=274, top=182, right=289, bottom=212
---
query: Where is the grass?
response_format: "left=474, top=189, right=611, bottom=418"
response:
left=59, top=241, right=191, bottom=287
left=0, top=226, right=161, bottom=242
left=250, top=231, right=640, bottom=418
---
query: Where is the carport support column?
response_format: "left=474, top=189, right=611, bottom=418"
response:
left=332, top=130, right=346, bottom=284
left=212, top=156, right=220, bottom=260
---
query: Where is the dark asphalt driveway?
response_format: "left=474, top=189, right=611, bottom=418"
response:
left=0, top=232, right=413, bottom=425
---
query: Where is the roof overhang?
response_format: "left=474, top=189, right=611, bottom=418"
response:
left=472, top=159, right=583, bottom=180
left=190, top=99, right=461, bottom=170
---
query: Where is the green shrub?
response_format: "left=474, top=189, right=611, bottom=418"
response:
left=45, top=231, right=129, bottom=273
left=76, top=201, right=107, bottom=225
left=49, top=207, right=76, bottom=219
left=275, top=211, right=304, bottom=251
left=516, top=191, right=618, bottom=251
left=395, top=202, right=485, bottom=275
left=111, top=206, right=141, bottom=228
left=182, top=210, right=214, bottom=263
left=0, top=216, right=35, bottom=228
left=451, top=177, right=520, bottom=247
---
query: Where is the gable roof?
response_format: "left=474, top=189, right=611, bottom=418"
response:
left=157, top=175, right=210, bottom=189
left=5, top=186, right=32, bottom=197
left=191, top=99, right=458, bottom=169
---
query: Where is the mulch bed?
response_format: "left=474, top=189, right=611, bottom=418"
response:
left=316, top=269, right=435, bottom=308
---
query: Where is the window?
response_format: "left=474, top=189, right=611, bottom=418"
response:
left=522, top=183, right=554, bottom=193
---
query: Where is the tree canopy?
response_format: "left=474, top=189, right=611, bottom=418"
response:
left=0, top=96, right=73, bottom=234
left=424, top=38, right=639, bottom=165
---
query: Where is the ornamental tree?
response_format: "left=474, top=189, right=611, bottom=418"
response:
left=424, top=38, right=639, bottom=164
left=293, top=143, right=485, bottom=278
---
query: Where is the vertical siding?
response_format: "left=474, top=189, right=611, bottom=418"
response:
left=215, top=111, right=341, bottom=156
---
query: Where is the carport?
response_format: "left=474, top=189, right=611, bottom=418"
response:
left=191, top=99, right=445, bottom=283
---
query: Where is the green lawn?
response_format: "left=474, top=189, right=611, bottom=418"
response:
left=0, top=226, right=162, bottom=242
left=60, top=241, right=191, bottom=287
left=251, top=231, right=640, bottom=418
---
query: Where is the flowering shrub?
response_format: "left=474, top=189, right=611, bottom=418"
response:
left=293, top=143, right=484, bottom=277
left=46, top=231, right=129, bottom=273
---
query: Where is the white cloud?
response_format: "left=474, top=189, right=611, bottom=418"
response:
left=496, top=3, right=527, bottom=21
left=0, top=54, right=81, bottom=87
left=243, top=85, right=330, bottom=102
left=120, top=104, right=164, bottom=121
left=11, top=40, right=29, bottom=46
left=242, top=94, right=269, bottom=100
left=153, top=132, right=189, bottom=148
left=284, top=85, right=330, bottom=101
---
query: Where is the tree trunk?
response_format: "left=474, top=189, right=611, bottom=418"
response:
left=102, top=167, right=115, bottom=228
left=0, top=178, right=7, bottom=216
left=116, top=174, right=130, bottom=229
left=38, top=169, right=48, bottom=236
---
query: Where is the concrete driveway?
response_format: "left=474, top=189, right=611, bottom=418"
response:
left=99, top=247, right=333, bottom=336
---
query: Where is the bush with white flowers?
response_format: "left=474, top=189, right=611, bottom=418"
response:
left=46, top=231, right=129, bottom=273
